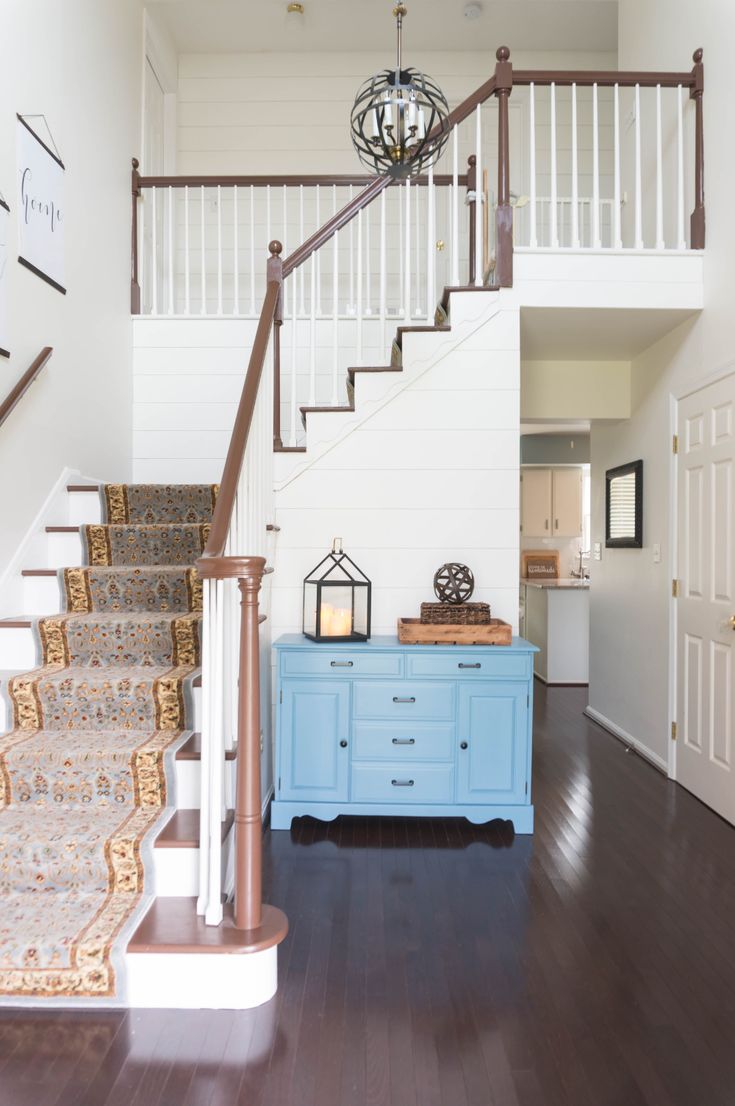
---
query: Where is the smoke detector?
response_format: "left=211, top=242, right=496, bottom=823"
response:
left=464, top=2, right=482, bottom=20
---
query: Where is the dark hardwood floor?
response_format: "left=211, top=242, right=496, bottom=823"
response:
left=2, top=684, right=735, bottom=1106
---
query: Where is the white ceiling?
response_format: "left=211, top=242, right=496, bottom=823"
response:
left=147, top=0, right=618, bottom=55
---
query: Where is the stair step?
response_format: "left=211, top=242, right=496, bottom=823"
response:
left=177, top=732, right=237, bottom=761
left=155, top=809, right=234, bottom=849
left=439, top=284, right=498, bottom=311
left=346, top=364, right=398, bottom=387
left=66, top=484, right=100, bottom=493
left=128, top=897, right=287, bottom=955
left=21, top=568, right=56, bottom=576
left=0, top=617, right=32, bottom=628
left=273, top=444, right=307, bottom=453
left=299, top=403, right=354, bottom=429
left=395, top=324, right=451, bottom=348
left=46, top=525, right=79, bottom=533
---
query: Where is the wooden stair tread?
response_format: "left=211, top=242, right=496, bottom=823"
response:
left=347, top=365, right=399, bottom=385
left=66, top=484, right=100, bottom=493
left=21, top=569, right=56, bottom=577
left=155, top=809, right=233, bottom=849
left=299, top=403, right=354, bottom=428
left=395, top=324, right=450, bottom=346
left=274, top=445, right=307, bottom=453
left=128, top=897, right=288, bottom=954
left=440, top=284, right=498, bottom=309
left=46, top=525, right=79, bottom=533
left=177, top=732, right=237, bottom=761
left=0, top=617, right=32, bottom=628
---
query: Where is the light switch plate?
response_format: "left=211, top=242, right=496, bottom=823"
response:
left=593, top=541, right=602, bottom=561
left=653, top=543, right=661, bottom=564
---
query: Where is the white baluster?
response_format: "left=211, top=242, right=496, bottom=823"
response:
left=216, top=184, right=223, bottom=314
left=592, top=83, right=601, bottom=249
left=266, top=183, right=271, bottom=254
left=183, top=186, right=190, bottom=315
left=289, top=290, right=297, bottom=447
left=315, top=184, right=322, bottom=315
left=634, top=83, right=643, bottom=249
left=232, top=186, right=239, bottom=315
left=571, top=83, right=580, bottom=249
left=151, top=186, right=158, bottom=314
left=380, top=187, right=387, bottom=353
left=139, top=188, right=146, bottom=312
left=550, top=84, right=558, bottom=249
left=282, top=184, right=288, bottom=316
left=167, top=186, right=174, bottom=314
left=249, top=185, right=255, bottom=315
left=348, top=184, right=355, bottom=314
left=365, top=201, right=372, bottom=316
left=200, top=185, right=206, bottom=315
left=426, top=164, right=435, bottom=322
left=299, top=185, right=305, bottom=314
left=655, top=83, right=664, bottom=249
left=204, top=577, right=225, bottom=925
left=404, top=179, right=412, bottom=314
left=474, top=103, right=483, bottom=284
left=529, top=83, right=537, bottom=249
left=356, top=208, right=363, bottom=364
left=414, top=179, right=422, bottom=317
left=613, top=83, right=622, bottom=249
left=451, top=125, right=460, bottom=284
left=309, top=253, right=316, bottom=405
left=677, top=84, right=686, bottom=250
left=197, top=577, right=213, bottom=917
left=332, top=225, right=339, bottom=406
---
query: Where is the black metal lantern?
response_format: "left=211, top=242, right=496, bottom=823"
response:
left=350, top=4, right=450, bottom=180
left=303, top=538, right=371, bottom=642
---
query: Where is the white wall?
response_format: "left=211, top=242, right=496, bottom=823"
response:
left=0, top=0, right=144, bottom=577
left=589, top=0, right=728, bottom=766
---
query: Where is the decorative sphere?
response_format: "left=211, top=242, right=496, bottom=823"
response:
left=433, top=563, right=475, bottom=604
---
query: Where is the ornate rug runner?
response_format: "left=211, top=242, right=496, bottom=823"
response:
left=0, top=484, right=215, bottom=1003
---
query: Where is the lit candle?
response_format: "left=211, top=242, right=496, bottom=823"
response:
left=331, top=607, right=352, bottom=636
left=370, top=107, right=381, bottom=139
left=320, top=602, right=333, bottom=636
left=407, top=98, right=417, bottom=131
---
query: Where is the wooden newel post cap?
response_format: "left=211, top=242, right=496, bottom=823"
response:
left=693, top=48, right=703, bottom=64
left=132, top=157, right=140, bottom=170
left=269, top=240, right=283, bottom=257
left=196, top=555, right=267, bottom=582
left=467, top=154, right=477, bottom=166
left=496, top=45, right=510, bottom=61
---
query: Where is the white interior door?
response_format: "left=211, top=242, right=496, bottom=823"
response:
left=676, top=372, right=735, bottom=823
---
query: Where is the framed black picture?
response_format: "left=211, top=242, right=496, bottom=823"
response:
left=605, top=460, right=643, bottom=548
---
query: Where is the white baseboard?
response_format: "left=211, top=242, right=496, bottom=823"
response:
left=262, top=783, right=274, bottom=823
left=584, top=706, right=668, bottom=774
left=125, top=946, right=278, bottom=1009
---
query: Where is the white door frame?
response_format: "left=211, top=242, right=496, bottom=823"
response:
left=142, top=11, right=178, bottom=175
left=669, top=359, right=735, bottom=781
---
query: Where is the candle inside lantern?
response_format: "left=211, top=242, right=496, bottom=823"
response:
left=320, top=602, right=352, bottom=637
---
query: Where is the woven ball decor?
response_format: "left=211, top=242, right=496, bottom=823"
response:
left=433, top=563, right=475, bottom=604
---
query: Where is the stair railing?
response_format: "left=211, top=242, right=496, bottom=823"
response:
left=187, top=44, right=705, bottom=937
left=0, top=347, right=53, bottom=430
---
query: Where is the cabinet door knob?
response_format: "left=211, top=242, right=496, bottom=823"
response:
left=339, top=739, right=348, bottom=748
left=460, top=741, right=469, bottom=750
left=393, top=696, right=416, bottom=704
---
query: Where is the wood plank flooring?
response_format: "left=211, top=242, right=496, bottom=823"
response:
left=2, top=684, right=735, bottom=1106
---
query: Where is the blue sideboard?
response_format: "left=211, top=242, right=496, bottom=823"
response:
left=271, top=634, right=538, bottom=833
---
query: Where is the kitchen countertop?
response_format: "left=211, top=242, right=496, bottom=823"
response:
left=521, top=577, right=590, bottom=590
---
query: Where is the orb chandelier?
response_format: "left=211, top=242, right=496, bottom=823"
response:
left=350, top=4, right=450, bottom=180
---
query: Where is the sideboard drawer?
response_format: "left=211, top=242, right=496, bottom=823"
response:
left=352, top=763, right=454, bottom=803
left=352, top=722, right=454, bottom=762
left=406, top=652, right=530, bottom=680
left=354, top=681, right=454, bottom=720
left=281, top=651, right=402, bottom=679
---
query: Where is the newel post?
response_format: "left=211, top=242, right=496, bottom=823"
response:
left=466, top=156, right=477, bottom=284
left=131, top=158, right=141, bottom=314
left=494, top=46, right=513, bottom=287
left=268, top=241, right=285, bottom=450
left=690, top=48, right=705, bottom=249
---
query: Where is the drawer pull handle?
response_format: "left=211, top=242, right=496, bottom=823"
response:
left=330, top=660, right=354, bottom=667
left=339, top=740, right=348, bottom=748
left=392, top=737, right=416, bottom=745
left=391, top=779, right=415, bottom=787
left=393, top=696, right=416, bottom=704
left=458, top=663, right=482, bottom=669
left=460, top=741, right=469, bottom=750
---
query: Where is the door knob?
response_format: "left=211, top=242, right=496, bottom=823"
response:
left=729, top=615, right=735, bottom=630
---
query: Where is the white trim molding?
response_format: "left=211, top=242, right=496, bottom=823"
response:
left=584, top=706, right=668, bottom=774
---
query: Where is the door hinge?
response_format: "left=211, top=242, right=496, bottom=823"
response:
left=672, top=434, right=679, bottom=454
left=671, top=721, right=677, bottom=742
left=279, top=688, right=283, bottom=704
left=672, top=579, right=680, bottom=598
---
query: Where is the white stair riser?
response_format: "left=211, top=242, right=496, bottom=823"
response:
left=176, top=758, right=234, bottom=809
left=153, top=826, right=231, bottom=897
left=0, top=626, right=36, bottom=670
left=22, top=575, right=61, bottom=615
left=125, top=947, right=277, bottom=1009
left=47, top=531, right=84, bottom=569
left=67, top=491, right=102, bottom=526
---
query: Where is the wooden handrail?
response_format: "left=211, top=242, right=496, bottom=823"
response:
left=138, top=172, right=468, bottom=189
left=0, top=347, right=53, bottom=430
left=512, top=68, right=697, bottom=89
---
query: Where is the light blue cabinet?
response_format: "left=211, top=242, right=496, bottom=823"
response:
left=272, top=634, right=538, bottom=833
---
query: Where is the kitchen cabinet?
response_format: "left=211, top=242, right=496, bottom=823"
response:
left=521, top=467, right=583, bottom=538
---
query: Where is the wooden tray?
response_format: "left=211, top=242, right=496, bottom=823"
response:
left=397, top=617, right=512, bottom=646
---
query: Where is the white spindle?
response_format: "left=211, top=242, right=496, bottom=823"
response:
left=404, top=179, right=412, bottom=313
left=266, top=184, right=271, bottom=252
left=200, top=186, right=206, bottom=315
left=232, top=186, right=239, bottom=314
left=365, top=201, right=372, bottom=315
left=571, top=83, right=580, bottom=249
left=289, top=291, right=297, bottom=447
left=474, top=104, right=482, bottom=285
left=414, top=180, right=422, bottom=317
left=634, top=83, right=643, bottom=248
left=299, top=185, right=305, bottom=314
left=655, top=84, right=664, bottom=249
left=426, top=165, right=435, bottom=322
left=348, top=184, right=355, bottom=314
left=315, top=185, right=322, bottom=315
left=529, top=83, right=537, bottom=248
left=216, top=185, right=223, bottom=314
left=249, top=185, right=255, bottom=315
left=613, top=83, right=622, bottom=249
left=379, top=188, right=387, bottom=353
left=167, top=187, right=174, bottom=314
left=677, top=84, right=686, bottom=249
left=196, top=578, right=213, bottom=917
left=398, top=186, right=405, bottom=316
left=139, top=188, right=146, bottom=312
left=356, top=209, right=363, bottom=364
left=550, top=84, right=558, bottom=249
left=332, top=224, right=339, bottom=406
left=151, top=186, right=158, bottom=314
left=592, top=83, right=601, bottom=249
left=451, top=125, right=460, bottom=284
left=309, top=253, right=316, bottom=405
left=205, top=578, right=225, bottom=924
left=183, top=186, right=190, bottom=314
left=282, top=185, right=288, bottom=316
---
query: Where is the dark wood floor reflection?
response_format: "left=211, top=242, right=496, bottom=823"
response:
left=3, top=685, right=735, bottom=1106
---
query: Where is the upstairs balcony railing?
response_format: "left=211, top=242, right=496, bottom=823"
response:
left=132, top=47, right=703, bottom=941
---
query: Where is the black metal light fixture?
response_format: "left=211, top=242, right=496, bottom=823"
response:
left=303, top=538, right=371, bottom=642
left=350, top=4, right=450, bottom=180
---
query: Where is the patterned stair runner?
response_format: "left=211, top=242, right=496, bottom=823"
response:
left=0, top=484, right=216, bottom=1003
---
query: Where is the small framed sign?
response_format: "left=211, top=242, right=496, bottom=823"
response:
left=521, top=550, right=560, bottom=579
left=16, top=114, right=66, bottom=295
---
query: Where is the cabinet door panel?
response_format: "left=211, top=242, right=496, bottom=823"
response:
left=279, top=680, right=350, bottom=801
left=457, top=683, right=528, bottom=804
left=521, top=468, right=552, bottom=537
left=552, top=468, right=583, bottom=537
